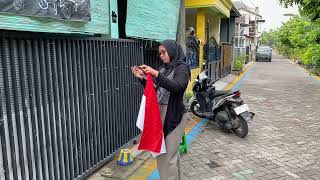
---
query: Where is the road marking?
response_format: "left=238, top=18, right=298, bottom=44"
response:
left=232, top=169, right=254, bottom=180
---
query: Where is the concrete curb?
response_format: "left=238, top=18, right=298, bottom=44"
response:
left=289, top=58, right=320, bottom=81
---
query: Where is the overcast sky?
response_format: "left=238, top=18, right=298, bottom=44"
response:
left=238, top=0, right=299, bottom=31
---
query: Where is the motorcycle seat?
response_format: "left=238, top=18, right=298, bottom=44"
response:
left=211, top=90, right=231, bottom=98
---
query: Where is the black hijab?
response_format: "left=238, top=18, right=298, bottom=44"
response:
left=160, top=40, right=188, bottom=77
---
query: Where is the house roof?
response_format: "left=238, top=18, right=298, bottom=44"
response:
left=231, top=5, right=241, bottom=17
left=233, top=1, right=262, bottom=18
left=233, top=1, right=254, bottom=11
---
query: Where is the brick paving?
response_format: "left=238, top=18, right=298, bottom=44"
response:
left=181, top=56, right=320, bottom=180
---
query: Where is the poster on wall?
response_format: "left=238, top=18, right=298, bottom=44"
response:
left=0, top=0, right=91, bottom=21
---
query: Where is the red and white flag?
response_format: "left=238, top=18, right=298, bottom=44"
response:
left=136, top=74, right=166, bottom=157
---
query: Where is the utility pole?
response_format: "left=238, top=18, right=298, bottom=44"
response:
left=254, top=6, right=258, bottom=49
left=253, top=6, right=258, bottom=61
left=176, top=0, right=186, bottom=53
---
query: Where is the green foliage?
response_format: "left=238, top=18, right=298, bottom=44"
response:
left=261, top=30, right=277, bottom=46
left=302, top=44, right=320, bottom=75
left=234, top=60, right=244, bottom=71
left=277, top=17, right=312, bottom=49
left=234, top=55, right=246, bottom=71
left=274, top=15, right=320, bottom=75
left=279, top=0, right=320, bottom=21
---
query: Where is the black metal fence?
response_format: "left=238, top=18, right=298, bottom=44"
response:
left=0, top=31, right=234, bottom=180
left=0, top=32, right=144, bottom=180
left=143, top=48, right=162, bottom=70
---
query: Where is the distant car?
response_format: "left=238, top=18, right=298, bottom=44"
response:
left=256, top=46, right=272, bottom=62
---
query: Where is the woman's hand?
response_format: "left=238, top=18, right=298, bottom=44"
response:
left=131, top=65, right=145, bottom=79
left=139, top=65, right=159, bottom=77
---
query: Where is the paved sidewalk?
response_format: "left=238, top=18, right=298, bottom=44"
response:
left=178, top=57, right=320, bottom=179
left=91, top=56, right=320, bottom=180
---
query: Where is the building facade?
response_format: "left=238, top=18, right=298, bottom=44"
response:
left=234, top=1, right=263, bottom=61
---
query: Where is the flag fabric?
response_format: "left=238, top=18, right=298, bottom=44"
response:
left=136, top=73, right=166, bottom=157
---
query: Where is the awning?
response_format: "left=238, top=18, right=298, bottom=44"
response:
left=185, top=0, right=233, bottom=18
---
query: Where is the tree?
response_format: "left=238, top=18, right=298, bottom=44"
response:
left=274, top=15, right=320, bottom=75
left=261, top=30, right=276, bottom=46
left=279, top=0, right=320, bottom=21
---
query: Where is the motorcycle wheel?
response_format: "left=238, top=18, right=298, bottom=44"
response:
left=232, top=116, right=248, bottom=138
left=190, top=101, right=207, bottom=118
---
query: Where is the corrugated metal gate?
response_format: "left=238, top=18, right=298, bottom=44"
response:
left=0, top=32, right=144, bottom=180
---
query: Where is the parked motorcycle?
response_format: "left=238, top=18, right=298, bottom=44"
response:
left=190, top=70, right=255, bottom=138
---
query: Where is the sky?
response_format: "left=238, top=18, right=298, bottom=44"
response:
left=238, top=0, right=299, bottom=32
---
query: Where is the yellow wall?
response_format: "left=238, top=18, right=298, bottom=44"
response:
left=196, top=8, right=206, bottom=72
left=185, top=0, right=232, bottom=93
left=186, top=68, right=201, bottom=92
left=186, top=9, right=206, bottom=93
left=185, top=9, right=222, bottom=93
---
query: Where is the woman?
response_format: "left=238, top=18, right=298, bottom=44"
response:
left=131, top=40, right=190, bottom=180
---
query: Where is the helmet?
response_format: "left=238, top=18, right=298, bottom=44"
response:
left=186, top=27, right=195, bottom=37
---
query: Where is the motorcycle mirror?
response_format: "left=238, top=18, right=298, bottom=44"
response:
left=198, top=71, right=207, bottom=80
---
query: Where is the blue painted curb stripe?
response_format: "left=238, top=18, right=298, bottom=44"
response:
left=186, top=119, right=208, bottom=145
left=231, top=63, right=256, bottom=91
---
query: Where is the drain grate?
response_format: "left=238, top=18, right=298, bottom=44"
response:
left=206, top=160, right=221, bottom=169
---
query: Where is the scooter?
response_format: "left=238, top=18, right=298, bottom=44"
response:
left=190, top=70, right=254, bottom=138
